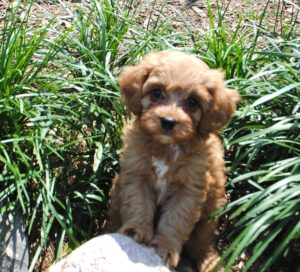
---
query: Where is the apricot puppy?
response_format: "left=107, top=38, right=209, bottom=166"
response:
left=107, top=51, right=239, bottom=271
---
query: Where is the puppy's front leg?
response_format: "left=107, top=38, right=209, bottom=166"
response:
left=152, top=185, right=207, bottom=268
left=120, top=175, right=156, bottom=245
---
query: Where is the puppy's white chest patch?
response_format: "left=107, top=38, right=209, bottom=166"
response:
left=152, top=157, right=169, bottom=203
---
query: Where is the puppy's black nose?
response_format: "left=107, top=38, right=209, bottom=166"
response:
left=161, top=117, right=176, bottom=130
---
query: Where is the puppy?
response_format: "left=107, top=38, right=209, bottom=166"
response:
left=107, top=51, right=239, bottom=271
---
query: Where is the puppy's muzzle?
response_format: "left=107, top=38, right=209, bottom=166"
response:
left=160, top=117, right=177, bottom=131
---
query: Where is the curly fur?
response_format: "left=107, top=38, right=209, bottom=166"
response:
left=106, top=51, right=240, bottom=271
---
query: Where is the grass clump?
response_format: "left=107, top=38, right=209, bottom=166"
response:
left=222, top=36, right=300, bottom=271
left=0, top=0, right=124, bottom=269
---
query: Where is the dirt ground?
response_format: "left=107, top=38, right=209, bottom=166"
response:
left=130, top=0, right=299, bottom=30
left=1, top=0, right=299, bottom=36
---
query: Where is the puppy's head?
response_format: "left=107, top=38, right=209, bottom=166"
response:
left=118, top=51, right=240, bottom=144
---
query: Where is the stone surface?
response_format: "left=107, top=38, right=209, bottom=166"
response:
left=49, top=233, right=171, bottom=272
left=0, top=211, right=29, bottom=272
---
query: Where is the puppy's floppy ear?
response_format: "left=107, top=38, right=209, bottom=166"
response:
left=118, top=63, right=151, bottom=115
left=198, top=70, right=240, bottom=135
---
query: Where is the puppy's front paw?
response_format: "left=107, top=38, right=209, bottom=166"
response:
left=152, top=236, right=180, bottom=268
left=120, top=224, right=153, bottom=245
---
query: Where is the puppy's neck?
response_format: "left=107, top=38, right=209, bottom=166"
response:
left=152, top=144, right=182, bottom=162
left=149, top=136, right=200, bottom=163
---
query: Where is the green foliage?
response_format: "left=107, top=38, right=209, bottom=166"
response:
left=221, top=35, right=300, bottom=271
left=0, top=0, right=125, bottom=270
left=0, top=0, right=299, bottom=271
left=192, top=0, right=249, bottom=79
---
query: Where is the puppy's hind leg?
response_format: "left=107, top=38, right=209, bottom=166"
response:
left=183, top=219, right=224, bottom=272
left=106, top=176, right=122, bottom=232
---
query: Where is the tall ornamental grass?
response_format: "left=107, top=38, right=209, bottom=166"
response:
left=0, top=0, right=124, bottom=269
left=221, top=35, right=300, bottom=271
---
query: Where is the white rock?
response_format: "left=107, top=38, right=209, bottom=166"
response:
left=49, top=233, right=171, bottom=272
left=0, top=212, right=29, bottom=272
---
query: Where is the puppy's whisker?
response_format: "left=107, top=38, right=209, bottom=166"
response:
left=171, top=144, right=181, bottom=161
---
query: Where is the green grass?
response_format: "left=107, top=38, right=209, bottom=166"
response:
left=0, top=0, right=126, bottom=269
left=221, top=35, right=300, bottom=271
left=0, top=0, right=299, bottom=271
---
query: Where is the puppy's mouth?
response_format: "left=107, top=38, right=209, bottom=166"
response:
left=141, top=110, right=194, bottom=144
left=155, top=117, right=177, bottom=144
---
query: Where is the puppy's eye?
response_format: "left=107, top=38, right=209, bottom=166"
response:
left=186, top=97, right=198, bottom=108
left=151, top=88, right=164, bottom=100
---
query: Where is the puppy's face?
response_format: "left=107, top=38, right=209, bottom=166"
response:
left=139, top=74, right=207, bottom=144
left=119, top=51, right=239, bottom=144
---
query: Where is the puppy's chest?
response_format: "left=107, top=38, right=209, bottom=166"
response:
left=151, top=157, right=173, bottom=203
